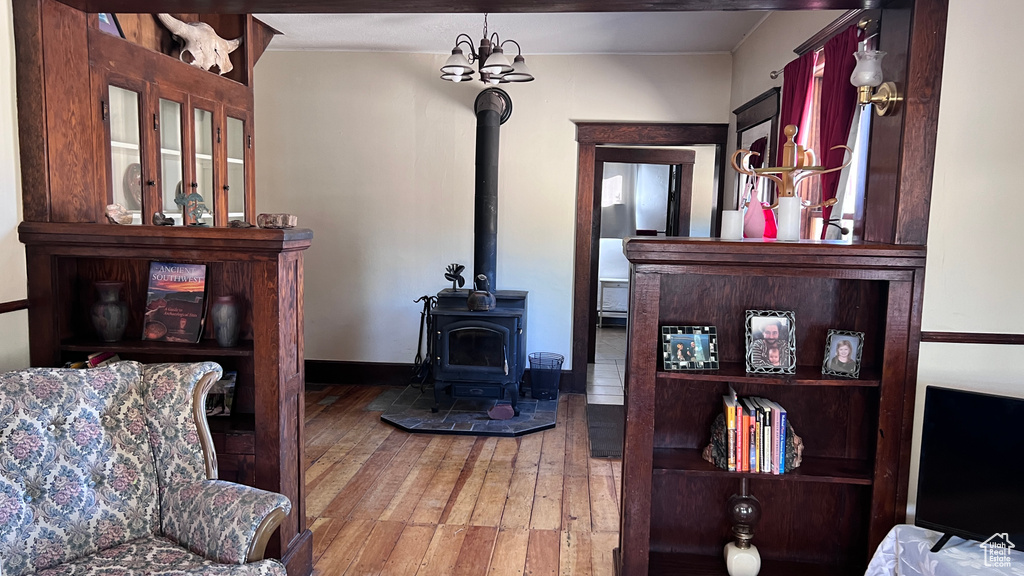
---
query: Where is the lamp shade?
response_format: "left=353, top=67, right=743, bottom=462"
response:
left=481, top=47, right=513, bottom=75
left=850, top=50, right=886, bottom=88
left=441, top=47, right=474, bottom=76
left=501, top=55, right=534, bottom=83
left=441, top=72, right=474, bottom=83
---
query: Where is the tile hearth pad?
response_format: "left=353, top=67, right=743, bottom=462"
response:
left=374, top=386, right=557, bottom=437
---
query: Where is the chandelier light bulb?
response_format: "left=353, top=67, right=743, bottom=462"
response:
left=441, top=47, right=474, bottom=76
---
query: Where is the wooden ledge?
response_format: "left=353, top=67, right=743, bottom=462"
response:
left=19, top=222, right=312, bottom=257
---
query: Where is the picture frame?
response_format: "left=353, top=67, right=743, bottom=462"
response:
left=661, top=326, right=719, bottom=370
left=745, top=310, right=796, bottom=374
left=98, top=13, right=124, bottom=39
left=821, top=329, right=864, bottom=378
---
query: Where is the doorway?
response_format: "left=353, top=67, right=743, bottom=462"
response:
left=570, top=122, right=729, bottom=393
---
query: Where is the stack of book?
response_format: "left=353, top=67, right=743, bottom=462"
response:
left=722, top=386, right=788, bottom=474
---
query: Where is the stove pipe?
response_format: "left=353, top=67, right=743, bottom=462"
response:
left=474, top=90, right=503, bottom=293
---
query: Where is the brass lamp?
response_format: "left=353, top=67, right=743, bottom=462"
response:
left=850, top=49, right=900, bottom=116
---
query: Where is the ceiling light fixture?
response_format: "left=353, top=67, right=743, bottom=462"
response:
left=441, top=14, right=534, bottom=85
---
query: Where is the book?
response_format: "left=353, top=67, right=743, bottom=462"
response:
left=143, top=262, right=207, bottom=343
left=724, top=392, right=739, bottom=472
left=87, top=351, right=121, bottom=367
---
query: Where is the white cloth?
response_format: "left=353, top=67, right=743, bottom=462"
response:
left=865, top=524, right=1024, bottom=576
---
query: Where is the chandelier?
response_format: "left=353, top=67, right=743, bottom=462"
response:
left=440, top=14, right=534, bottom=84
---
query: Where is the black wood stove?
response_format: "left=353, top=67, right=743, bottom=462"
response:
left=431, top=289, right=526, bottom=413
left=430, top=88, right=528, bottom=415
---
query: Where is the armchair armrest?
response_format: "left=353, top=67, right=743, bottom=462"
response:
left=161, top=479, right=291, bottom=564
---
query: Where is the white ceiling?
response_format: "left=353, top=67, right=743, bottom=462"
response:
left=255, top=12, right=771, bottom=55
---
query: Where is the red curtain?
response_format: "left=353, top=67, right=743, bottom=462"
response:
left=778, top=51, right=818, bottom=161
left=818, top=26, right=860, bottom=238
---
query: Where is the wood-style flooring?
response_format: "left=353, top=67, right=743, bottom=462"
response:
left=304, top=385, right=622, bottom=576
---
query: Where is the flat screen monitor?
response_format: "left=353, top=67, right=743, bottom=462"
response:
left=915, top=386, right=1024, bottom=551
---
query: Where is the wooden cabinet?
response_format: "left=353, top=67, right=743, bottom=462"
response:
left=19, top=222, right=313, bottom=576
left=14, top=6, right=306, bottom=574
left=618, top=238, right=925, bottom=576
left=92, top=37, right=256, bottom=227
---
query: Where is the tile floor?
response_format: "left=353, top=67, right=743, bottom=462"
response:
left=587, top=325, right=626, bottom=405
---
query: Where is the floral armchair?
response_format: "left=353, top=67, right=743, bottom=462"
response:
left=0, top=361, right=290, bottom=576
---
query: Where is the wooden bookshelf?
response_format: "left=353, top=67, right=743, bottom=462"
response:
left=618, top=237, right=926, bottom=575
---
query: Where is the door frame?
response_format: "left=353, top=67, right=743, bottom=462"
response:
left=570, top=122, right=729, bottom=392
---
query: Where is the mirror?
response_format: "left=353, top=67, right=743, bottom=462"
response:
left=733, top=87, right=780, bottom=209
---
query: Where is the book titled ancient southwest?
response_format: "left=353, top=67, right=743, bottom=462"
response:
left=143, top=261, right=207, bottom=343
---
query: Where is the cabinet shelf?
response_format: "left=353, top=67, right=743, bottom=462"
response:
left=645, top=550, right=862, bottom=576
left=656, top=363, right=880, bottom=387
left=61, top=337, right=254, bottom=357
left=651, top=447, right=872, bottom=485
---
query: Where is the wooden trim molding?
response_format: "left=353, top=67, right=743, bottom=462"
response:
left=0, top=299, right=29, bottom=314
left=921, top=332, right=1024, bottom=346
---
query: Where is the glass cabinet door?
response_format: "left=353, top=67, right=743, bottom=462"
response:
left=108, top=85, right=142, bottom=224
left=159, top=98, right=185, bottom=225
left=226, top=115, right=246, bottom=222
left=193, top=107, right=215, bottom=226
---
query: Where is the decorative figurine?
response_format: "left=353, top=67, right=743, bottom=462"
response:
left=730, top=125, right=852, bottom=241
left=444, top=263, right=466, bottom=291
left=157, top=14, right=243, bottom=75
left=174, top=188, right=209, bottom=226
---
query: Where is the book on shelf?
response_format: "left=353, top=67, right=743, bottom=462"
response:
left=142, top=262, right=207, bottom=344
left=87, top=351, right=121, bottom=368
left=728, top=395, right=788, bottom=475
left=205, top=371, right=237, bottom=417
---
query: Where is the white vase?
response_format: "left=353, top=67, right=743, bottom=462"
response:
left=776, top=196, right=802, bottom=241
left=721, top=210, right=743, bottom=240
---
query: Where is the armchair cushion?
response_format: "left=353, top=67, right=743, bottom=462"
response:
left=0, top=362, right=159, bottom=576
left=161, top=480, right=291, bottom=565
left=32, top=534, right=285, bottom=576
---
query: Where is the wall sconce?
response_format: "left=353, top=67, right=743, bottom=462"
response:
left=850, top=49, right=900, bottom=116
left=440, top=14, right=534, bottom=85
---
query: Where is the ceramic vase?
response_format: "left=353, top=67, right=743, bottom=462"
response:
left=211, top=295, right=241, bottom=347
left=776, top=196, right=802, bottom=241
left=91, top=281, right=128, bottom=342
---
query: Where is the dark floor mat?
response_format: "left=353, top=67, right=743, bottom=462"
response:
left=587, top=403, right=624, bottom=458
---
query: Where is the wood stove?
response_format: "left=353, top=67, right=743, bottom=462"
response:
left=431, top=289, right=527, bottom=414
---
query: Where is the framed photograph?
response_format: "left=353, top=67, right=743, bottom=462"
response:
left=661, top=326, right=719, bottom=370
left=822, top=329, right=864, bottom=378
left=745, top=310, right=796, bottom=374
left=98, top=13, right=124, bottom=39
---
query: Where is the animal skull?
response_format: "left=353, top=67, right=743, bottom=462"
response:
left=157, top=14, right=242, bottom=75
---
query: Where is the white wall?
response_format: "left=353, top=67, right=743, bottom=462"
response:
left=254, top=51, right=732, bottom=363
left=908, top=0, right=1024, bottom=512
left=0, top=0, right=29, bottom=371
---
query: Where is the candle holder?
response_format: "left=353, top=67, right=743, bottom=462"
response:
left=731, top=125, right=852, bottom=241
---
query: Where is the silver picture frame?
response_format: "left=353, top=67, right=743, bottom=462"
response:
left=821, top=329, right=865, bottom=378
left=745, top=310, right=796, bottom=374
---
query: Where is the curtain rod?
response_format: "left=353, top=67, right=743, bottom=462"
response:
left=768, top=9, right=877, bottom=80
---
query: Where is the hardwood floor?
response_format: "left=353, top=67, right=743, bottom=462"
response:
left=303, top=385, right=622, bottom=576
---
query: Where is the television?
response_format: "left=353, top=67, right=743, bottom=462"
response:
left=915, top=386, right=1024, bottom=552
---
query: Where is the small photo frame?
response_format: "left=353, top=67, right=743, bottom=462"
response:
left=661, top=326, right=719, bottom=370
left=822, top=329, right=864, bottom=378
left=98, top=13, right=124, bottom=39
left=745, top=310, right=796, bottom=374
